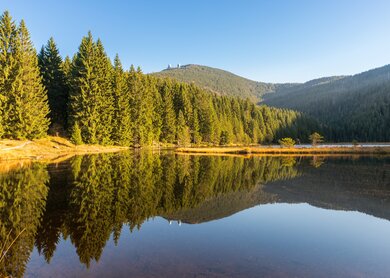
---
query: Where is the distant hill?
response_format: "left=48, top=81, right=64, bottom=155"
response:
left=263, top=65, right=390, bottom=141
left=151, top=64, right=284, bottom=102
left=152, top=63, right=390, bottom=142
left=151, top=64, right=344, bottom=102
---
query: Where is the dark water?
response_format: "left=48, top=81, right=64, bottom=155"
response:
left=1, top=152, right=389, bottom=277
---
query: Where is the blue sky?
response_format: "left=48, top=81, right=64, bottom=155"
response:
left=1, top=0, right=390, bottom=83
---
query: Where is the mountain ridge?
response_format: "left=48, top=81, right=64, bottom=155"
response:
left=151, top=64, right=278, bottom=101
left=151, top=63, right=350, bottom=101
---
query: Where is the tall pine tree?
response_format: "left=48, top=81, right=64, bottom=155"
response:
left=1, top=17, right=49, bottom=139
left=192, top=109, right=201, bottom=144
left=0, top=11, right=18, bottom=138
left=69, top=32, right=113, bottom=145
left=69, top=32, right=97, bottom=143
left=127, top=66, right=154, bottom=146
left=94, top=39, right=114, bottom=145
left=176, top=110, right=191, bottom=146
left=38, top=37, right=69, bottom=133
left=112, top=54, right=132, bottom=146
left=158, top=79, right=176, bottom=143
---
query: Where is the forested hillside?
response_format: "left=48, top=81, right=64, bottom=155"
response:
left=152, top=64, right=286, bottom=102
left=154, top=63, right=390, bottom=142
left=0, top=11, right=318, bottom=146
left=263, top=65, right=390, bottom=141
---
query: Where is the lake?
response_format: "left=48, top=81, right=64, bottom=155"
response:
left=1, top=152, right=389, bottom=277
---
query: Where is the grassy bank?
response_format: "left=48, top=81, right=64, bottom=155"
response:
left=2, top=138, right=389, bottom=164
left=176, top=146, right=390, bottom=155
left=0, top=136, right=129, bottom=162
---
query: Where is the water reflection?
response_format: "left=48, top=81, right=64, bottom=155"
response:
left=0, top=153, right=389, bottom=277
left=0, top=163, right=49, bottom=277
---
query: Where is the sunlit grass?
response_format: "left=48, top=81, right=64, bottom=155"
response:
left=0, top=136, right=128, bottom=162
left=176, top=146, right=390, bottom=155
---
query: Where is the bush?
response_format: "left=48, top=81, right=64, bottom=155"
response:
left=278, top=137, right=295, bottom=148
left=309, top=132, right=324, bottom=146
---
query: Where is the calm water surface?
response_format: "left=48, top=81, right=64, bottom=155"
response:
left=1, top=152, right=389, bottom=277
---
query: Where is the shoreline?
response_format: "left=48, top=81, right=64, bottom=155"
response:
left=1, top=138, right=389, bottom=165
left=176, top=146, right=390, bottom=155
left=0, top=136, right=129, bottom=163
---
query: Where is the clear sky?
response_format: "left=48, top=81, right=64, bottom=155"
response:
left=1, top=0, right=390, bottom=83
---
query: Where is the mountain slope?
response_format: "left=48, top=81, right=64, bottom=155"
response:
left=263, top=65, right=390, bottom=141
left=151, top=64, right=345, bottom=102
left=151, top=64, right=282, bottom=102
left=152, top=63, right=390, bottom=142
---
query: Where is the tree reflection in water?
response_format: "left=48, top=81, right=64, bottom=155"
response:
left=0, top=152, right=389, bottom=277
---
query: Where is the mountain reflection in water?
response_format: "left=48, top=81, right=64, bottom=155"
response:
left=0, top=152, right=389, bottom=277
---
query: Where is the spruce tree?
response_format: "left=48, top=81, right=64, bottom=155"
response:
left=140, top=74, right=157, bottom=145
left=3, top=18, right=50, bottom=139
left=148, top=76, right=162, bottom=144
left=159, top=79, right=176, bottom=143
left=38, top=37, right=69, bottom=132
left=112, top=54, right=132, bottom=146
left=70, top=122, right=83, bottom=145
left=128, top=67, right=154, bottom=146
left=62, top=56, right=72, bottom=79
left=94, top=39, right=114, bottom=145
left=69, top=32, right=113, bottom=145
left=176, top=110, right=191, bottom=146
left=192, top=109, right=201, bottom=144
left=0, top=11, right=18, bottom=138
left=69, top=32, right=97, bottom=143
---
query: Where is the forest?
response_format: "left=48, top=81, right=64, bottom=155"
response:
left=0, top=11, right=318, bottom=146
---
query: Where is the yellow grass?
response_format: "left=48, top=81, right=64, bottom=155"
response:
left=176, top=146, right=390, bottom=155
left=0, top=136, right=129, bottom=163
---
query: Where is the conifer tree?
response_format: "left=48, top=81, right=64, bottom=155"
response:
left=70, top=122, right=83, bottom=145
left=112, top=54, right=132, bottom=146
left=69, top=32, right=113, bottom=145
left=0, top=11, right=18, bottom=138
left=94, top=39, right=114, bottom=145
left=3, top=18, right=50, bottom=139
left=159, top=79, right=176, bottom=143
left=69, top=32, right=97, bottom=143
left=198, top=97, right=218, bottom=144
left=148, top=76, right=162, bottom=144
left=127, top=66, right=154, bottom=145
left=62, top=56, right=72, bottom=78
left=38, top=37, right=69, bottom=132
left=176, top=110, right=190, bottom=146
left=192, top=109, right=201, bottom=144
left=140, top=74, right=157, bottom=145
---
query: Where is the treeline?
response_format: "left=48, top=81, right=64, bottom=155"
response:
left=0, top=11, right=317, bottom=145
left=0, top=153, right=300, bottom=276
